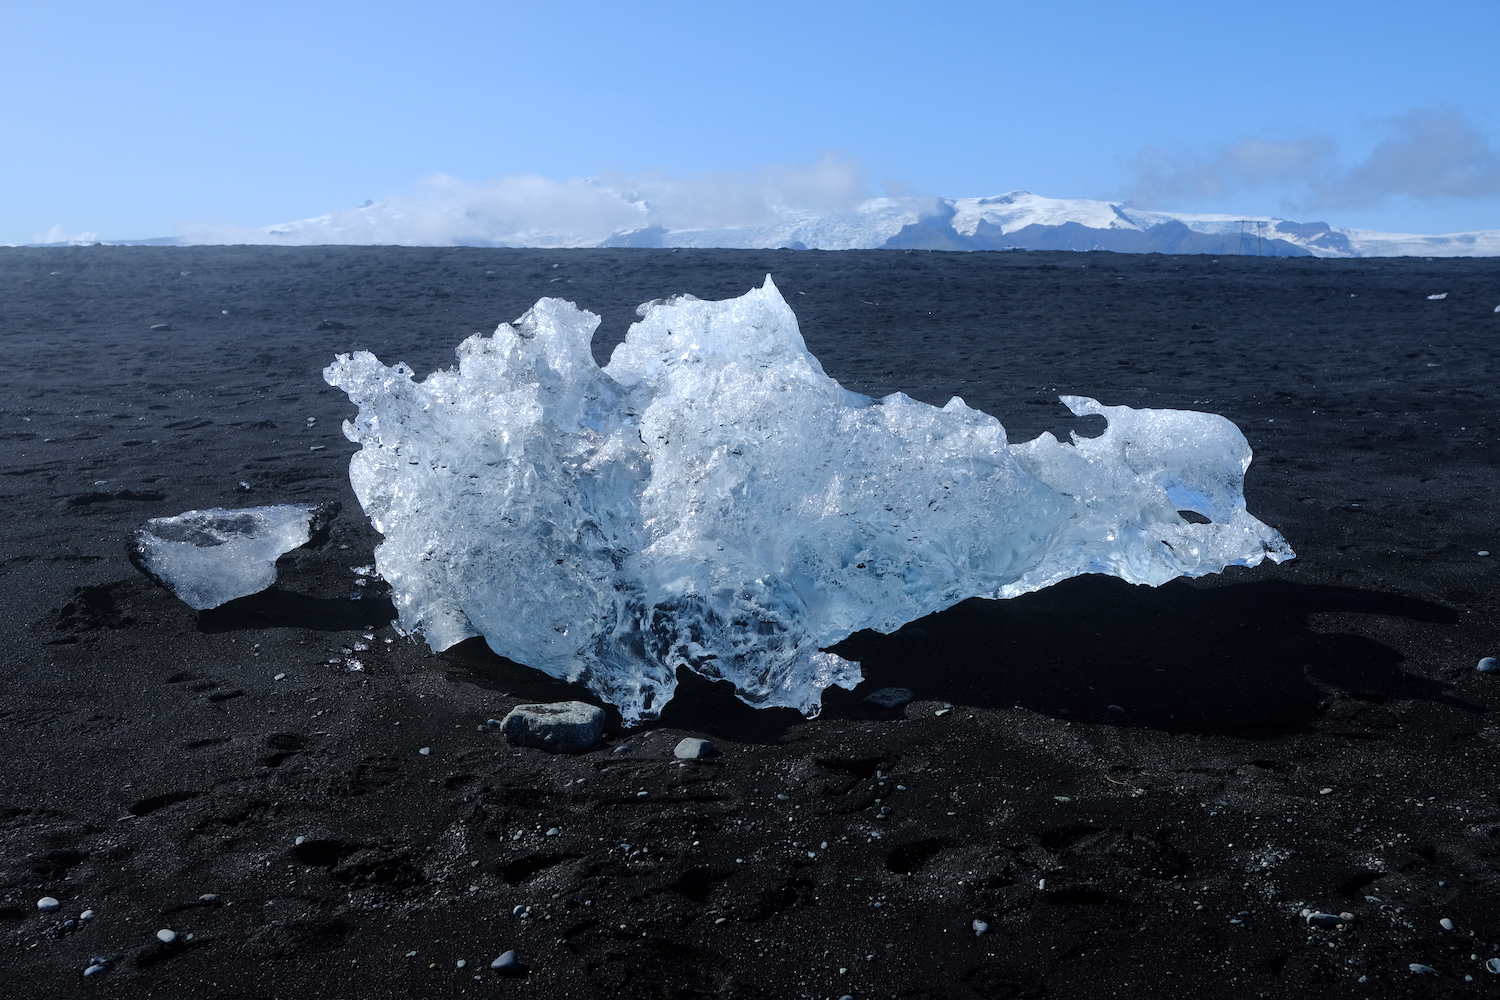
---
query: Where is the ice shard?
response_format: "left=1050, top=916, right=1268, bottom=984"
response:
left=325, top=278, right=1292, bottom=723
left=130, top=503, right=337, bottom=610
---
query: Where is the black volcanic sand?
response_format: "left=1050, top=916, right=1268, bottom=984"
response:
left=3, top=246, right=1499, bottom=999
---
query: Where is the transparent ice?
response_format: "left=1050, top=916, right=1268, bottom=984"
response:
left=324, top=278, right=1293, bottom=723
left=131, top=504, right=330, bottom=610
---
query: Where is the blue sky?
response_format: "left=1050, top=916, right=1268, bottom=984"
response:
left=4, top=0, right=1499, bottom=244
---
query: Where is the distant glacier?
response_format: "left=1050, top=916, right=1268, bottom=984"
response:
left=600, top=192, right=1500, bottom=258
left=33, top=189, right=1500, bottom=257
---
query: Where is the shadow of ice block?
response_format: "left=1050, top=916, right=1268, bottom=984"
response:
left=130, top=503, right=338, bottom=610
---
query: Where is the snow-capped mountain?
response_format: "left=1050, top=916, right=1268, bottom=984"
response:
left=37, top=190, right=1500, bottom=257
left=606, top=191, right=1499, bottom=258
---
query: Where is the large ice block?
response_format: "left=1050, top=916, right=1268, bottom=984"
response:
left=325, top=278, right=1292, bottom=723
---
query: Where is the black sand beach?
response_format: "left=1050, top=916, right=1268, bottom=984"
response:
left=3, top=246, right=1498, bottom=998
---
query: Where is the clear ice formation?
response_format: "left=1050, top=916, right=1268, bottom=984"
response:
left=324, top=278, right=1293, bottom=723
left=131, top=504, right=335, bottom=610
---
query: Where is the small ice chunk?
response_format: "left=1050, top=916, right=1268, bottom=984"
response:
left=1426, top=292, right=1448, bottom=300
left=130, top=503, right=338, bottom=609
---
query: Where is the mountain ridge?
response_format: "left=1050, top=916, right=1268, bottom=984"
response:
left=25, top=190, right=1500, bottom=257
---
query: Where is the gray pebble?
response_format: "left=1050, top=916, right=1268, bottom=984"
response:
left=972, top=919, right=989, bottom=936
left=1303, top=910, right=1343, bottom=927
left=83, top=964, right=106, bottom=978
left=1440, top=917, right=1454, bottom=931
left=79, top=910, right=94, bottom=922
left=198, top=894, right=218, bottom=903
left=674, top=737, right=718, bottom=760
left=501, top=702, right=605, bottom=754
left=1409, top=963, right=1435, bottom=975
left=863, top=687, right=914, bottom=709
left=491, top=949, right=519, bottom=973
left=156, top=928, right=178, bottom=944
left=37, top=896, right=60, bottom=913
left=1487, top=957, right=1500, bottom=974
left=1478, top=657, right=1498, bottom=673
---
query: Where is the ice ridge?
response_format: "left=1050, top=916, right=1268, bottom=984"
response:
left=324, top=279, right=1293, bottom=723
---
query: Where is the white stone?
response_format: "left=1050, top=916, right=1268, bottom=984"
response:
left=673, top=737, right=719, bottom=760
left=500, top=702, right=605, bottom=754
left=37, top=896, right=60, bottom=912
left=156, top=928, right=178, bottom=944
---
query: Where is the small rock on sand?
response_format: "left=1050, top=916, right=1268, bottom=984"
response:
left=501, top=702, right=605, bottom=754
left=491, top=949, right=520, bottom=973
left=1477, top=657, right=1497, bottom=674
left=674, top=737, right=718, bottom=760
left=37, top=897, right=60, bottom=912
left=863, top=687, right=914, bottom=709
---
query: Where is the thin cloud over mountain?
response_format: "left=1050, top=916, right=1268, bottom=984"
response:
left=180, top=155, right=874, bottom=248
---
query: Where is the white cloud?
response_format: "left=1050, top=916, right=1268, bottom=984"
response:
left=1127, top=107, right=1500, bottom=213
left=182, top=154, right=872, bottom=247
left=35, top=224, right=101, bottom=245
